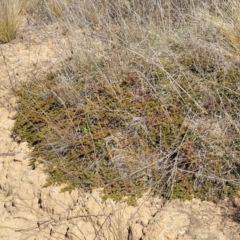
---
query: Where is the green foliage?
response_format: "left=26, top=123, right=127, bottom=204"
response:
left=12, top=0, right=240, bottom=203
left=13, top=57, right=240, bottom=203
left=13, top=72, right=186, bottom=202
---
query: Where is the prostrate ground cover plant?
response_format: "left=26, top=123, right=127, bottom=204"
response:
left=13, top=0, right=240, bottom=204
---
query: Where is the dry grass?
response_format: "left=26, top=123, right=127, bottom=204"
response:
left=202, top=4, right=240, bottom=52
left=0, top=0, right=22, bottom=43
left=12, top=0, right=240, bottom=205
left=44, top=0, right=66, bottom=17
left=0, top=1, right=237, bottom=239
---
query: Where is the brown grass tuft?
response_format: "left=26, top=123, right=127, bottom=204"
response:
left=0, top=0, right=22, bottom=43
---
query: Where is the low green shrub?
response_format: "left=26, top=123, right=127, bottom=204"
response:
left=12, top=0, right=240, bottom=204
left=13, top=49, right=240, bottom=203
